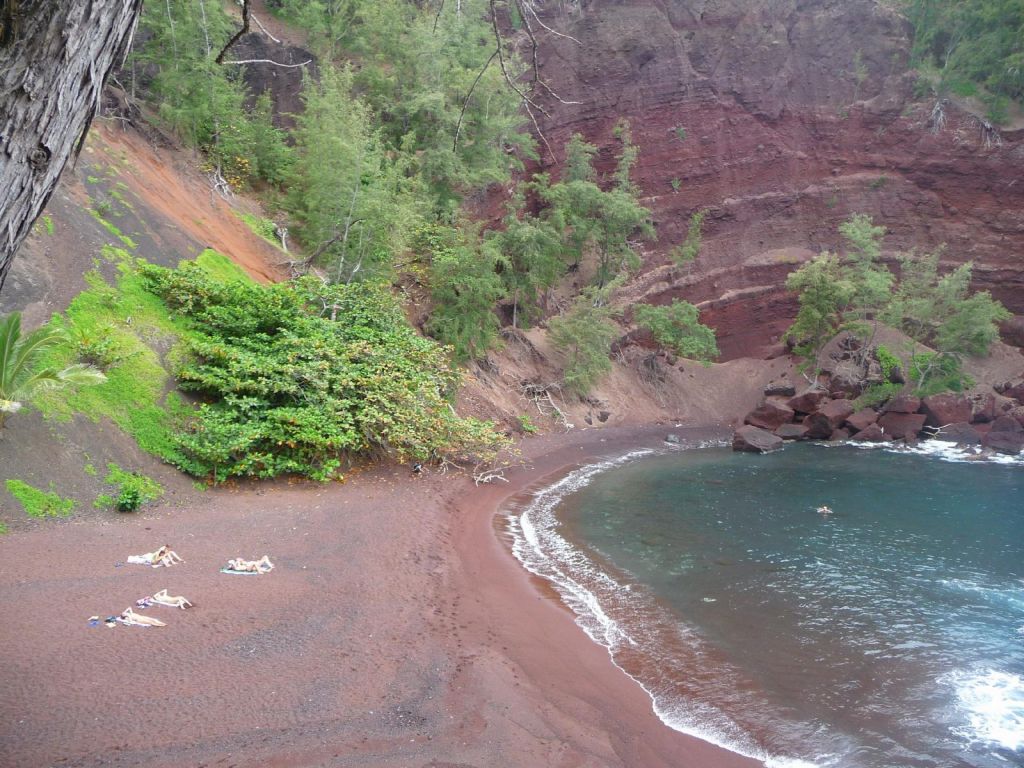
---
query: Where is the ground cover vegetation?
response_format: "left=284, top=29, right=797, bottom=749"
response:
left=903, top=0, right=1024, bottom=123
left=785, top=215, right=1010, bottom=393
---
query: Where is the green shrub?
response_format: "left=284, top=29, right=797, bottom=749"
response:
left=854, top=382, right=901, bottom=410
left=635, top=301, right=718, bottom=362
left=517, top=414, right=538, bottom=434
left=909, top=352, right=972, bottom=396
left=875, top=344, right=901, bottom=381
left=102, top=463, right=164, bottom=512
left=140, top=263, right=508, bottom=481
left=5, top=479, right=76, bottom=518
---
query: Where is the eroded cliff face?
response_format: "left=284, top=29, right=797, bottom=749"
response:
left=530, top=0, right=1024, bottom=360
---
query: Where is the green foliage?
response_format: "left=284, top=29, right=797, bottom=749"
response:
left=421, top=225, right=505, bottom=362
left=141, top=262, right=507, bottom=481
left=674, top=126, right=687, bottom=142
left=517, top=414, right=538, bottom=434
left=489, top=188, right=563, bottom=328
left=93, top=494, right=116, bottom=510
left=548, top=283, right=621, bottom=396
left=90, top=209, right=137, bottom=249
left=884, top=249, right=1010, bottom=357
left=83, top=462, right=97, bottom=477
left=37, top=215, right=54, bottom=236
left=0, top=311, right=107, bottom=429
left=32, top=253, right=186, bottom=463
left=101, top=463, right=165, bottom=512
left=854, top=382, right=902, bottom=409
left=195, top=248, right=253, bottom=283
left=904, top=0, right=1024, bottom=119
left=237, top=213, right=280, bottom=247
left=672, top=210, right=705, bottom=265
left=635, top=301, right=718, bottom=362
left=909, top=352, right=973, bottom=396
left=670, top=178, right=681, bottom=192
left=876, top=344, right=902, bottom=380
left=539, top=131, right=653, bottom=287
left=287, top=64, right=422, bottom=283
left=784, top=254, right=857, bottom=361
left=5, top=479, right=76, bottom=518
left=131, top=0, right=293, bottom=186
left=274, top=0, right=530, bottom=209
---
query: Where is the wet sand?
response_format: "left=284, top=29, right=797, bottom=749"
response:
left=0, top=425, right=759, bottom=767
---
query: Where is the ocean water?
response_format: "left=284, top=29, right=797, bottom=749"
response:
left=507, top=442, right=1024, bottom=768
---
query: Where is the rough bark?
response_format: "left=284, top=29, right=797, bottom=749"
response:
left=0, top=0, right=143, bottom=294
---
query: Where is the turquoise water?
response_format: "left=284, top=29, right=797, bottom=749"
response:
left=508, top=443, right=1024, bottom=768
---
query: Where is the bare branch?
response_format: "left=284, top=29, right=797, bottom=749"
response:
left=521, top=0, right=582, bottom=45
left=221, top=57, right=313, bottom=68
left=488, top=0, right=549, bottom=116
left=250, top=12, right=282, bottom=44
left=515, top=0, right=580, bottom=105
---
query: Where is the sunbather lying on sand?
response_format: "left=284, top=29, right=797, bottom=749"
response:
left=225, top=555, right=274, bottom=574
left=152, top=589, right=193, bottom=609
left=126, top=545, right=184, bottom=568
left=117, top=608, right=166, bottom=627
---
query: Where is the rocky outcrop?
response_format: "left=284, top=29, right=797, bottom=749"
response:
left=878, top=412, right=927, bottom=440
left=920, top=394, right=972, bottom=427
left=733, top=425, right=784, bottom=453
left=932, top=423, right=981, bottom=445
left=744, top=398, right=796, bottom=430
left=851, top=423, right=888, bottom=442
left=530, top=0, right=1024, bottom=360
left=983, top=417, right=1024, bottom=454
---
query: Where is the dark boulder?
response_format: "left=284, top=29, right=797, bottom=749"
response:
left=921, top=394, right=972, bottom=427
left=775, top=423, right=810, bottom=440
left=931, top=422, right=981, bottom=445
left=732, top=425, right=784, bottom=453
left=990, top=415, right=1024, bottom=433
left=788, top=389, right=828, bottom=414
left=764, top=382, right=796, bottom=397
left=1010, top=406, right=1024, bottom=429
left=830, top=428, right=851, bottom=441
left=878, top=412, right=927, bottom=440
left=982, top=430, right=1024, bottom=455
left=803, top=399, right=856, bottom=440
left=969, top=392, right=996, bottom=423
left=744, top=398, right=796, bottom=431
left=845, top=408, right=879, bottom=433
left=995, top=378, right=1024, bottom=402
left=851, top=423, right=889, bottom=442
left=883, top=394, right=921, bottom=414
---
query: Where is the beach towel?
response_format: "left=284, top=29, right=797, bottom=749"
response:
left=220, top=567, right=263, bottom=575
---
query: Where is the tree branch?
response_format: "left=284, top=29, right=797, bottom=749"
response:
left=215, top=0, right=250, bottom=64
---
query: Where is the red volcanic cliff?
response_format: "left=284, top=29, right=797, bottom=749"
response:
left=528, top=0, right=1024, bottom=360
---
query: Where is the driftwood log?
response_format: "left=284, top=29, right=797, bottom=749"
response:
left=0, top=0, right=143, bottom=293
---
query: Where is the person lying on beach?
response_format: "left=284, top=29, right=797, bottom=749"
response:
left=152, top=589, right=193, bottom=609
left=126, top=545, right=184, bottom=568
left=225, top=555, right=274, bottom=574
left=117, top=608, right=166, bottom=627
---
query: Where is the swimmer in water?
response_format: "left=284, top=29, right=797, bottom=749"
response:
left=817, top=505, right=833, bottom=515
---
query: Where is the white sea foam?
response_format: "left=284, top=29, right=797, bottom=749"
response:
left=948, top=670, right=1024, bottom=752
left=844, top=438, right=1024, bottom=465
left=506, top=444, right=830, bottom=768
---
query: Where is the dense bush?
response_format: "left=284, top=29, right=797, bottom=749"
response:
left=141, top=263, right=506, bottom=481
left=634, top=301, right=718, bottom=362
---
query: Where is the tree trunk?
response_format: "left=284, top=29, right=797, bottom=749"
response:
left=0, top=0, right=144, bottom=294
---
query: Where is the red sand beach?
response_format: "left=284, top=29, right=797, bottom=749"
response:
left=0, top=426, right=759, bottom=767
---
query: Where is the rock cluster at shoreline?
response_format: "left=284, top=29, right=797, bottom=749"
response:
left=734, top=377, right=1024, bottom=456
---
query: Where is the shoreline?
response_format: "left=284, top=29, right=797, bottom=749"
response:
left=0, top=424, right=758, bottom=767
